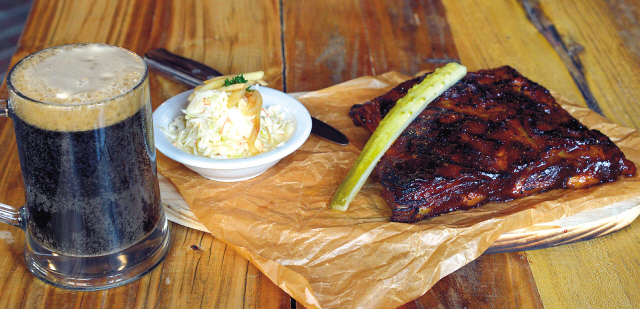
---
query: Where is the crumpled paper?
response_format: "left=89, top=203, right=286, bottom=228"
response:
left=156, top=72, right=640, bottom=309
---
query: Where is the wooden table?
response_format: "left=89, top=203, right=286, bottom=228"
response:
left=1, top=0, right=639, bottom=308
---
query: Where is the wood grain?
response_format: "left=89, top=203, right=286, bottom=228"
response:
left=487, top=197, right=640, bottom=254
left=0, top=0, right=290, bottom=308
left=527, top=219, right=640, bottom=308
left=443, top=0, right=585, bottom=106
left=444, top=0, right=640, bottom=308
left=607, top=0, right=640, bottom=65
left=147, top=0, right=285, bottom=91
left=523, top=1, right=640, bottom=307
left=406, top=252, right=543, bottom=309
left=161, top=173, right=640, bottom=255
left=519, top=0, right=603, bottom=115
left=281, top=1, right=546, bottom=308
left=282, top=0, right=458, bottom=93
left=296, top=252, right=543, bottom=309
left=0, top=223, right=291, bottom=309
left=537, top=0, right=640, bottom=129
left=160, top=177, right=638, bottom=308
left=1, top=0, right=640, bottom=308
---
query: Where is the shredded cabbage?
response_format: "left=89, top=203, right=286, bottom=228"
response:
left=163, top=87, right=294, bottom=158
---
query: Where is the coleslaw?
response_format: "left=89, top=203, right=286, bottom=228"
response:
left=163, top=86, right=294, bottom=159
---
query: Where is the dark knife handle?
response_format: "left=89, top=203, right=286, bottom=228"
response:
left=144, top=48, right=349, bottom=145
left=145, top=48, right=223, bottom=87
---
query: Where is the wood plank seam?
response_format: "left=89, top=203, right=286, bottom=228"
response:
left=519, top=0, right=603, bottom=115
left=279, top=0, right=287, bottom=93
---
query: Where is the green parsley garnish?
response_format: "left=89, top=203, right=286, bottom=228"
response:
left=223, top=74, right=248, bottom=87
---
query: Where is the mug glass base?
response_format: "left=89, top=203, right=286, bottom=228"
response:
left=23, top=216, right=171, bottom=291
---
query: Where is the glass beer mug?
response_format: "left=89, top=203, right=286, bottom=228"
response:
left=0, top=43, right=170, bottom=290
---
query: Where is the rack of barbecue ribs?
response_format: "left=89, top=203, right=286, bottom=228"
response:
left=349, top=66, right=636, bottom=223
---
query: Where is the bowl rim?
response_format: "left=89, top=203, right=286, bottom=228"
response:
left=153, top=87, right=312, bottom=169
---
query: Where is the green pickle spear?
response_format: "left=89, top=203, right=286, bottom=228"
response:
left=330, top=62, right=467, bottom=212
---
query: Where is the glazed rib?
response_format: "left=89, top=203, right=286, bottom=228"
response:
left=349, top=66, right=636, bottom=223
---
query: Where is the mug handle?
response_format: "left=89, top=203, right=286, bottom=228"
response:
left=0, top=203, right=24, bottom=229
left=0, top=98, right=7, bottom=117
left=0, top=99, right=24, bottom=229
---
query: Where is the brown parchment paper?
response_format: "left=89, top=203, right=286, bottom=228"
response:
left=157, top=72, right=640, bottom=309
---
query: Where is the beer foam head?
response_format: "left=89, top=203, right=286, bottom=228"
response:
left=10, top=43, right=145, bottom=104
left=8, top=43, right=150, bottom=132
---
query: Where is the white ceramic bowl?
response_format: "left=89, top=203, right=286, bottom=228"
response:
left=153, top=87, right=312, bottom=182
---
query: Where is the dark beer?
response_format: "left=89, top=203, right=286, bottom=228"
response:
left=5, top=43, right=169, bottom=289
left=8, top=43, right=164, bottom=257
left=12, top=106, right=161, bottom=256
